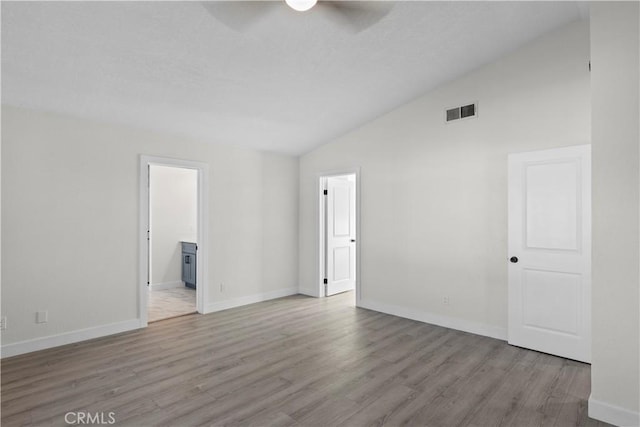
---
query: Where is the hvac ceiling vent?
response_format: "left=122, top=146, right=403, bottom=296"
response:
left=446, top=102, right=477, bottom=123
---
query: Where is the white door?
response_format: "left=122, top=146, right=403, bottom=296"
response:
left=508, top=145, right=591, bottom=363
left=325, top=176, right=356, bottom=296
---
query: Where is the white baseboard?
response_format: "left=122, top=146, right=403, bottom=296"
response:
left=1, top=319, right=142, bottom=359
left=149, top=281, right=183, bottom=291
left=358, top=298, right=507, bottom=341
left=589, top=396, right=640, bottom=427
left=204, top=287, right=298, bottom=314
left=2, top=288, right=298, bottom=358
left=298, top=287, right=319, bottom=298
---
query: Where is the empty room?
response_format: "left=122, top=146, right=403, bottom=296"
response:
left=1, top=1, right=639, bottom=426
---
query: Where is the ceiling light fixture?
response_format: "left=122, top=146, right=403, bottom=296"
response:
left=285, top=0, right=317, bottom=12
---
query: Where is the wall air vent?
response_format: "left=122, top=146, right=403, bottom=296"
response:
left=446, top=108, right=460, bottom=122
left=446, top=102, right=477, bottom=122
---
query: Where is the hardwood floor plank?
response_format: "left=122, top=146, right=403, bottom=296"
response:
left=232, top=410, right=300, bottom=427
left=147, top=287, right=196, bottom=323
left=1, top=292, right=609, bottom=427
left=466, top=356, right=545, bottom=426
left=339, top=384, right=417, bottom=426
left=168, top=376, right=292, bottom=426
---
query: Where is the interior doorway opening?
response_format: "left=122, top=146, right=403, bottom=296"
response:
left=147, top=165, right=198, bottom=322
left=139, top=155, right=209, bottom=327
left=318, top=170, right=360, bottom=305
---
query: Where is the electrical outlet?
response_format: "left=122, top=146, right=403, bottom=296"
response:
left=443, top=296, right=450, bottom=305
left=0, top=317, right=6, bottom=330
left=36, top=311, right=48, bottom=324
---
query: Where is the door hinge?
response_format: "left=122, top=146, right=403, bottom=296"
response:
left=323, top=190, right=328, bottom=195
left=323, top=278, right=327, bottom=284
left=147, top=230, right=150, bottom=241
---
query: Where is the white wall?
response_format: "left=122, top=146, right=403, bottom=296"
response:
left=589, top=2, right=640, bottom=425
left=299, top=20, right=591, bottom=338
left=1, top=106, right=299, bottom=353
left=149, top=165, right=197, bottom=287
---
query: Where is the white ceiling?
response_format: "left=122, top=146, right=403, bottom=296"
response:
left=2, top=1, right=585, bottom=155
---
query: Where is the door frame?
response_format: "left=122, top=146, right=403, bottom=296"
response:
left=138, top=155, right=209, bottom=326
left=317, top=168, right=361, bottom=303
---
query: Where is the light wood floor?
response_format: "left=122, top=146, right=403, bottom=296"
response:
left=1, top=292, right=610, bottom=427
left=148, top=286, right=196, bottom=323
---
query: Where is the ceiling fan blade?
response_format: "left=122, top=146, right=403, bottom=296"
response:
left=319, top=1, right=396, bottom=33
left=201, top=1, right=279, bottom=32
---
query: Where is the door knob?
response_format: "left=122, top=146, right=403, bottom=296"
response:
left=510, top=256, right=518, bottom=263
left=351, top=239, right=356, bottom=242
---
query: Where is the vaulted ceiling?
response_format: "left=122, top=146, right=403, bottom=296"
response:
left=2, top=1, right=585, bottom=155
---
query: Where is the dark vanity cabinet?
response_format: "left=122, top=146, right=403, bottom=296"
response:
left=181, top=242, right=197, bottom=289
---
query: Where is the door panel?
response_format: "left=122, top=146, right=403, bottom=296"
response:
left=332, top=247, right=351, bottom=282
left=525, top=161, right=579, bottom=250
left=326, top=176, right=356, bottom=296
left=508, top=145, right=591, bottom=362
left=333, top=185, right=351, bottom=237
left=522, top=269, right=580, bottom=335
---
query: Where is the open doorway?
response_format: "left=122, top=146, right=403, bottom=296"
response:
left=139, top=155, right=209, bottom=327
left=147, top=165, right=198, bottom=322
left=318, top=170, right=360, bottom=305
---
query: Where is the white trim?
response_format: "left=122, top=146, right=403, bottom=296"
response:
left=1, top=319, right=141, bottom=358
left=588, top=396, right=640, bottom=427
left=318, top=177, right=326, bottom=298
left=148, top=281, right=183, bottom=291
left=204, top=288, right=298, bottom=314
left=139, top=155, right=209, bottom=327
left=358, top=298, right=507, bottom=341
left=316, top=168, right=361, bottom=304
left=297, top=287, right=318, bottom=298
